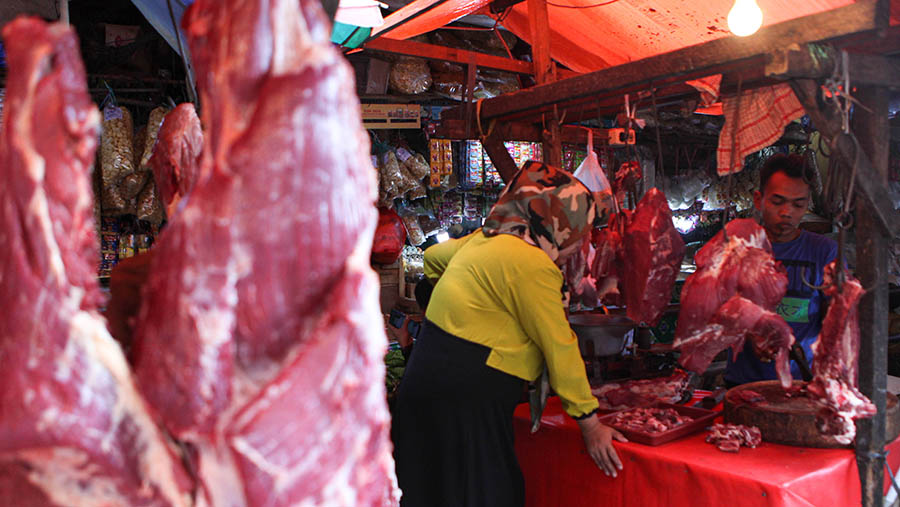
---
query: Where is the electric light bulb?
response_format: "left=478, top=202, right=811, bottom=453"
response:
left=727, top=0, right=763, bottom=37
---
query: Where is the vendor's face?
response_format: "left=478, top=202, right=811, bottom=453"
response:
left=753, top=171, right=809, bottom=243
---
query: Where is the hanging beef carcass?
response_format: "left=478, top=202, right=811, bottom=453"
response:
left=129, top=0, right=399, bottom=505
left=582, top=188, right=684, bottom=327
left=150, top=103, right=204, bottom=217
left=592, top=209, right=628, bottom=305
left=673, top=219, right=795, bottom=387
left=806, top=261, right=875, bottom=444
left=621, top=188, right=685, bottom=327
left=0, top=18, right=192, bottom=505
left=565, top=234, right=600, bottom=307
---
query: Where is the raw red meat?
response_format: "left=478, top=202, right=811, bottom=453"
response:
left=591, top=209, right=628, bottom=304
left=673, top=219, right=794, bottom=386
left=0, top=18, right=192, bottom=505
left=592, top=369, right=692, bottom=410
left=621, top=188, right=685, bottom=326
left=150, top=103, right=203, bottom=216
left=585, top=188, right=683, bottom=323
left=609, top=407, right=693, bottom=433
left=565, top=234, right=603, bottom=307
left=677, top=295, right=794, bottom=387
left=706, top=423, right=761, bottom=452
left=130, top=0, right=398, bottom=505
left=806, top=261, right=875, bottom=444
left=734, top=390, right=765, bottom=405
left=614, top=160, right=642, bottom=204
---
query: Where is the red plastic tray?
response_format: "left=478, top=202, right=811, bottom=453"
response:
left=598, top=402, right=719, bottom=446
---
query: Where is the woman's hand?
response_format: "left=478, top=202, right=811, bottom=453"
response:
left=577, top=415, right=627, bottom=477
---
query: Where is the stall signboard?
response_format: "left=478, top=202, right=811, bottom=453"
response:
left=362, top=104, right=420, bottom=130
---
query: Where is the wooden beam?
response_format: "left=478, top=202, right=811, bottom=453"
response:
left=363, top=37, right=534, bottom=75
left=432, top=119, right=630, bottom=146
left=478, top=0, right=880, bottom=121
left=482, top=130, right=519, bottom=184
left=527, top=0, right=553, bottom=85
left=853, top=85, right=890, bottom=507
left=766, top=45, right=900, bottom=90
left=790, top=79, right=900, bottom=238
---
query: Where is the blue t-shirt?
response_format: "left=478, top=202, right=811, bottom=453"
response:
left=724, top=230, right=838, bottom=385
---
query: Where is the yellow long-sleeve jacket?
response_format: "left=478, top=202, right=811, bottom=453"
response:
left=424, top=230, right=599, bottom=419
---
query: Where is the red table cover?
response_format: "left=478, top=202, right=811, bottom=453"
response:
left=514, top=396, right=900, bottom=507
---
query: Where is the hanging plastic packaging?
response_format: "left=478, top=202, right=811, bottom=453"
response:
left=372, top=207, right=408, bottom=264
left=573, top=129, right=616, bottom=223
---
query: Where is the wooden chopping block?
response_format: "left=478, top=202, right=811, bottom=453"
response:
left=725, top=380, right=900, bottom=448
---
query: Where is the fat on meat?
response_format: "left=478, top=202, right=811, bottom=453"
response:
left=149, top=103, right=204, bottom=216
left=130, top=0, right=398, bottom=505
left=673, top=219, right=794, bottom=387
left=806, top=261, right=875, bottom=444
left=0, top=17, right=192, bottom=506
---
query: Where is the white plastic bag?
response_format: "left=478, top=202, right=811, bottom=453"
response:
left=573, top=129, right=617, bottom=221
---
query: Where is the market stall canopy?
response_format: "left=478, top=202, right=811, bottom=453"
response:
left=373, top=0, right=868, bottom=73
left=129, top=0, right=191, bottom=57
left=130, top=0, right=382, bottom=51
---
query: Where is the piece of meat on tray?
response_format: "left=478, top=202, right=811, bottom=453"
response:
left=609, top=407, right=694, bottom=434
left=592, top=369, right=692, bottom=410
left=706, top=423, right=762, bottom=453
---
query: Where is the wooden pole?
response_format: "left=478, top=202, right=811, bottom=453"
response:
left=59, top=0, right=69, bottom=25
left=853, top=85, right=891, bottom=507
left=527, top=0, right=553, bottom=85
left=526, top=0, right=561, bottom=167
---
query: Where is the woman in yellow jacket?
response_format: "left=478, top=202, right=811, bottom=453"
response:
left=392, top=161, right=626, bottom=507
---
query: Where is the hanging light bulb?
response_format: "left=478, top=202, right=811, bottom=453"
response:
left=727, top=0, right=763, bottom=37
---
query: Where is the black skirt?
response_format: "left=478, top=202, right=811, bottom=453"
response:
left=392, top=320, right=526, bottom=507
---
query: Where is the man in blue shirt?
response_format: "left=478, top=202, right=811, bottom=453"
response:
left=725, top=153, right=838, bottom=385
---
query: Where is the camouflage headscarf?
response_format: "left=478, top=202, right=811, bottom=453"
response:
left=483, top=160, right=599, bottom=264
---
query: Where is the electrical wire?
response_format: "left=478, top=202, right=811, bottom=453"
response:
left=545, top=0, right=622, bottom=9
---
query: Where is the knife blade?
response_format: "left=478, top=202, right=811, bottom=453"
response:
left=692, top=387, right=727, bottom=409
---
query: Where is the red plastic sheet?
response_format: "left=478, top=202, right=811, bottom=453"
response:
left=375, top=0, right=856, bottom=73
left=514, top=397, right=900, bottom=507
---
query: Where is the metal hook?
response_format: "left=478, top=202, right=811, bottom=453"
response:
left=802, top=266, right=829, bottom=292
